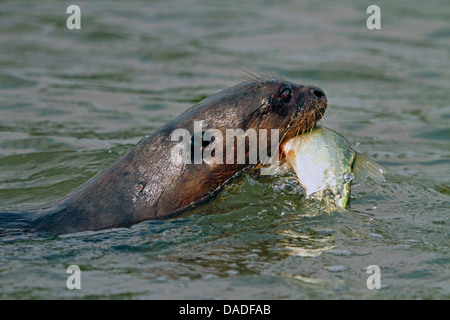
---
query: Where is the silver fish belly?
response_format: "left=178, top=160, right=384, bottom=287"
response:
left=282, top=126, right=385, bottom=208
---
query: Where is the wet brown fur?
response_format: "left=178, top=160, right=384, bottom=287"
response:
left=30, top=77, right=327, bottom=235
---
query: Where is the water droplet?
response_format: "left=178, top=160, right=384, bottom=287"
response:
left=343, top=172, right=355, bottom=183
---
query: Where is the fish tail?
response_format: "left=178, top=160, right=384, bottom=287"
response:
left=352, top=152, right=386, bottom=184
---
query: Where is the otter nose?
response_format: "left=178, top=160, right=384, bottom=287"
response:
left=308, top=86, right=327, bottom=102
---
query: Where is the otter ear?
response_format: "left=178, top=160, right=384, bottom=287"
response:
left=352, top=152, right=386, bottom=184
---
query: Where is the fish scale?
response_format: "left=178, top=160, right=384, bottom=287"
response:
left=282, top=126, right=385, bottom=208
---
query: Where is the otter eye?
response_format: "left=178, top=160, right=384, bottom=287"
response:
left=280, top=88, right=292, bottom=103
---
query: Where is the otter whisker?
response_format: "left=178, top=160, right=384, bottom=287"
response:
left=254, top=117, right=294, bottom=171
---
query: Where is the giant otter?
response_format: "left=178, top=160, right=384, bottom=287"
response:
left=1, top=77, right=327, bottom=235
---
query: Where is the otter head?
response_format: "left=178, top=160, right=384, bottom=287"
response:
left=176, top=76, right=327, bottom=167
left=239, top=76, right=327, bottom=142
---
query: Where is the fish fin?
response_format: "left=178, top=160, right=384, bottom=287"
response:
left=352, top=152, right=386, bottom=184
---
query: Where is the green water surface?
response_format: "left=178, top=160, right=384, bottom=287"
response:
left=0, top=0, right=448, bottom=299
